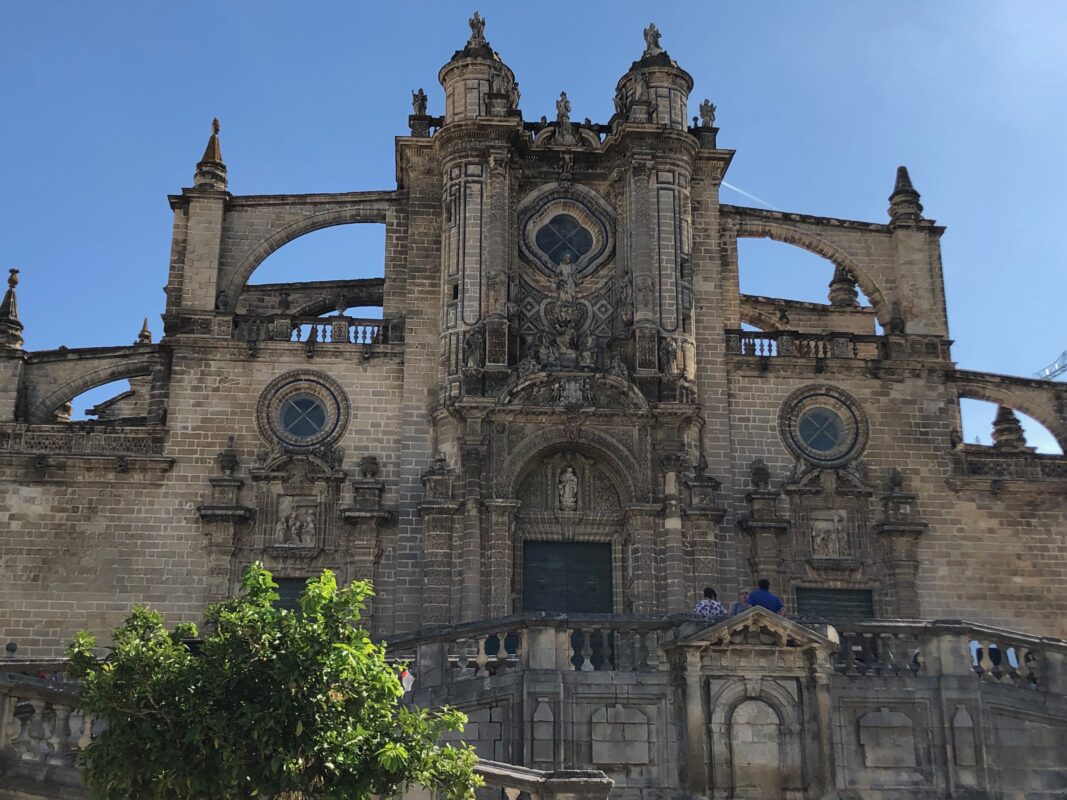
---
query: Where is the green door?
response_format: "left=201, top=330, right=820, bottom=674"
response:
left=522, top=541, right=613, bottom=613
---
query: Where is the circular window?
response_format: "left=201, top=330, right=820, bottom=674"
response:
left=257, top=371, right=349, bottom=452
left=280, top=394, right=327, bottom=439
left=535, top=214, right=594, bottom=266
left=779, top=386, right=867, bottom=467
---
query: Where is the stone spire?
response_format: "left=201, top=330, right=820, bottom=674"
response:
left=991, top=406, right=1028, bottom=451
left=0, top=269, right=24, bottom=351
left=888, top=165, right=923, bottom=224
left=135, top=317, right=152, bottom=345
left=828, top=265, right=859, bottom=307
left=193, top=118, right=227, bottom=191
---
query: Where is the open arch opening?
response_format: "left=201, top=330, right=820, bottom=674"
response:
left=738, top=238, right=880, bottom=335
left=30, top=359, right=157, bottom=424
left=959, top=398, right=1063, bottom=455
left=234, top=225, right=385, bottom=317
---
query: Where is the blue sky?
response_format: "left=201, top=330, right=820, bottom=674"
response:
left=2, top=2, right=1065, bottom=449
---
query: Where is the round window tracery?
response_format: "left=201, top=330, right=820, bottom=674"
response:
left=257, top=371, right=349, bottom=452
left=779, top=386, right=867, bottom=467
left=535, top=214, right=594, bottom=266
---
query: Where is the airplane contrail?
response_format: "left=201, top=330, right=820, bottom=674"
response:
left=721, top=181, right=779, bottom=211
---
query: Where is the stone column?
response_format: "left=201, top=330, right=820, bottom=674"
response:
left=197, top=473, right=252, bottom=601
left=483, top=147, right=511, bottom=376
left=741, top=487, right=789, bottom=593
left=683, top=648, right=708, bottom=795
left=661, top=456, right=688, bottom=613
left=625, top=504, right=660, bottom=612
left=418, top=500, right=460, bottom=625
left=485, top=499, right=519, bottom=616
left=459, top=442, right=486, bottom=621
left=811, top=658, right=836, bottom=796
left=629, top=156, right=659, bottom=376
left=876, top=471, right=927, bottom=618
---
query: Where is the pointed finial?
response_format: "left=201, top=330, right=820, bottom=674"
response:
left=888, top=165, right=923, bottom=224
left=992, top=406, right=1028, bottom=451
left=0, top=268, right=24, bottom=351
left=136, top=317, right=152, bottom=345
left=194, top=117, right=228, bottom=191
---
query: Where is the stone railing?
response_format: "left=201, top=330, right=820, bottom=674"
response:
left=726, top=329, right=885, bottom=360
left=951, top=446, right=1067, bottom=480
left=726, top=330, right=953, bottom=363
left=232, top=314, right=403, bottom=348
left=383, top=614, right=680, bottom=685
left=827, top=619, right=1067, bottom=692
left=0, top=424, right=167, bottom=457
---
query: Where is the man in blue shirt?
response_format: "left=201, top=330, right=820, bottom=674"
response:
left=747, top=578, right=784, bottom=613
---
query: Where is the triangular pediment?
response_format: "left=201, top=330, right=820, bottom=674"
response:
left=679, top=606, right=834, bottom=651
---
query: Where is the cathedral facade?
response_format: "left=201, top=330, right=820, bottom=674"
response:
left=1, top=17, right=1066, bottom=799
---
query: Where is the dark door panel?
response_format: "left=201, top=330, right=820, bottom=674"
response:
left=522, top=541, right=612, bottom=613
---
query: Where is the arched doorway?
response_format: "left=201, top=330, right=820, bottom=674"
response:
left=512, top=447, right=628, bottom=614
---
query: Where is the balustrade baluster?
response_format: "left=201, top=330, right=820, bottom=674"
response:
left=474, top=636, right=490, bottom=677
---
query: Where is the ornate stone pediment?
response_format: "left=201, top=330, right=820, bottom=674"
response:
left=499, top=372, right=647, bottom=411
left=680, top=607, right=833, bottom=652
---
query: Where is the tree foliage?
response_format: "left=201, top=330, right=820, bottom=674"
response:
left=68, top=564, right=479, bottom=800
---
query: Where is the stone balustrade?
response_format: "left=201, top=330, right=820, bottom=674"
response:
left=383, top=613, right=679, bottom=687
left=725, top=329, right=953, bottom=363
left=828, top=619, right=1067, bottom=692
left=232, top=314, right=402, bottom=348
left=951, top=446, right=1067, bottom=480
left=0, top=424, right=168, bottom=458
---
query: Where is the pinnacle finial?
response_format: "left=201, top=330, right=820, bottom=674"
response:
left=194, top=117, right=228, bottom=191
left=136, top=317, right=152, bottom=345
left=1, top=267, right=24, bottom=350
left=888, top=164, right=923, bottom=224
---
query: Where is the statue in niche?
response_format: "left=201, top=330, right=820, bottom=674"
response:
left=556, top=91, right=571, bottom=125
left=276, top=499, right=316, bottom=546
left=536, top=331, right=560, bottom=368
left=559, top=466, right=579, bottom=511
left=577, top=332, right=598, bottom=369
left=634, top=74, right=649, bottom=102
left=411, top=88, right=428, bottom=115
left=643, top=22, right=663, bottom=56
left=659, top=336, right=679, bottom=374
left=462, top=325, right=485, bottom=369
left=468, top=11, right=486, bottom=46
left=699, top=98, right=716, bottom=127
left=557, top=253, right=579, bottom=303
left=811, top=510, right=848, bottom=559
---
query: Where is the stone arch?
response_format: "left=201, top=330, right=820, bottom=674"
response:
left=708, top=679, right=806, bottom=799
left=739, top=303, right=784, bottom=332
left=221, top=204, right=392, bottom=309
left=27, top=357, right=158, bottom=424
left=500, top=428, right=641, bottom=504
left=954, top=382, right=1067, bottom=452
left=734, top=218, right=890, bottom=324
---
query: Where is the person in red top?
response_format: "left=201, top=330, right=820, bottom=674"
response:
left=747, top=578, right=784, bottom=613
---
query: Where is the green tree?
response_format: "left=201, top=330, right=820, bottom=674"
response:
left=67, top=564, right=479, bottom=800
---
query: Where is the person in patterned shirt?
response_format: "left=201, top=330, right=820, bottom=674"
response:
left=693, top=587, right=727, bottom=618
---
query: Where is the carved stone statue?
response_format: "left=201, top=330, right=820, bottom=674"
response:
left=642, top=22, right=663, bottom=56
left=613, top=86, right=627, bottom=116
left=559, top=466, right=578, bottom=511
left=536, top=331, right=560, bottom=368
left=750, top=457, right=771, bottom=490
left=659, top=336, right=678, bottom=374
left=699, top=98, right=716, bottom=127
left=577, top=332, right=597, bottom=369
left=557, top=253, right=578, bottom=303
left=411, top=88, right=428, bottom=115
left=811, top=510, right=848, bottom=559
left=490, top=69, right=505, bottom=95
left=468, top=11, right=486, bottom=46
left=556, top=91, right=571, bottom=125
left=462, top=325, right=485, bottom=369
left=508, top=80, right=520, bottom=110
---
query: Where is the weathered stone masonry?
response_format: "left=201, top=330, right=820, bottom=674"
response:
left=2, top=17, right=1067, bottom=800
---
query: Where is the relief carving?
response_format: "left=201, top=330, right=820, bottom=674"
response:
left=810, top=509, right=849, bottom=559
